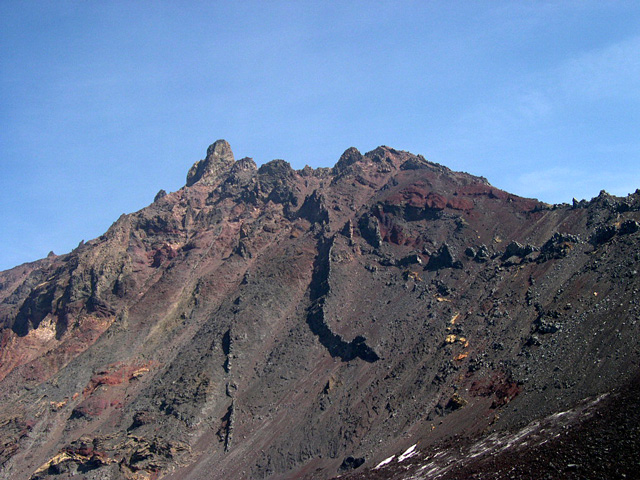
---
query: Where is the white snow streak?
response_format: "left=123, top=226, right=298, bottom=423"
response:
left=398, top=444, right=418, bottom=462
left=374, top=455, right=395, bottom=469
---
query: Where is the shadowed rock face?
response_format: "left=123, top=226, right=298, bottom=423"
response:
left=1, top=140, right=640, bottom=480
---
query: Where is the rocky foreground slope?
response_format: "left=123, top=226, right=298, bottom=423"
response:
left=0, top=141, right=639, bottom=479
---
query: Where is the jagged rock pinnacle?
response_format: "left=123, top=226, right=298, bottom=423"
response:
left=332, top=147, right=363, bottom=176
left=186, top=139, right=235, bottom=186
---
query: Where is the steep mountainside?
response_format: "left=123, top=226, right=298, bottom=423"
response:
left=1, top=140, right=639, bottom=480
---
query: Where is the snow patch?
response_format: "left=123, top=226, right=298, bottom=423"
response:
left=374, top=455, right=395, bottom=469
left=551, top=409, right=571, bottom=419
left=398, top=443, right=418, bottom=462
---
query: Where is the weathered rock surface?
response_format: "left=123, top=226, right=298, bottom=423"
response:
left=1, top=140, right=639, bottom=480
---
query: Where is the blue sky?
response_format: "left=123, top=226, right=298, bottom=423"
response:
left=1, top=1, right=639, bottom=271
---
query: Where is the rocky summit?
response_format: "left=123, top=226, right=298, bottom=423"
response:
left=1, top=140, right=639, bottom=480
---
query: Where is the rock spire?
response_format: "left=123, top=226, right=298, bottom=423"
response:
left=186, top=139, right=235, bottom=186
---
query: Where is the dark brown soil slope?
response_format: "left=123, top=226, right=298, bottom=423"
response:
left=1, top=140, right=639, bottom=480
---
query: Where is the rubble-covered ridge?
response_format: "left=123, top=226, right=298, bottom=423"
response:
left=0, top=140, right=639, bottom=480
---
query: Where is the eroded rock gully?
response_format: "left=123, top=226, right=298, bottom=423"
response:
left=1, top=140, right=639, bottom=480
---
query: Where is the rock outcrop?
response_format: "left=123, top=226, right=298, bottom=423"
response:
left=186, top=139, right=235, bottom=186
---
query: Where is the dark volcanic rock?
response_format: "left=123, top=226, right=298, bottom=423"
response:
left=339, top=456, right=365, bottom=472
left=1, top=139, right=639, bottom=480
left=591, top=224, right=617, bottom=245
left=539, top=232, right=581, bottom=260
left=332, top=147, right=364, bottom=177
left=154, top=189, right=167, bottom=202
left=619, top=218, right=640, bottom=234
left=426, top=243, right=462, bottom=270
left=501, top=241, right=538, bottom=261
left=358, top=213, right=382, bottom=248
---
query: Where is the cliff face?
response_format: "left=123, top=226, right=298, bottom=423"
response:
left=1, top=140, right=639, bottom=480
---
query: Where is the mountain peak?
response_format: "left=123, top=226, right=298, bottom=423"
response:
left=206, top=139, right=233, bottom=160
left=186, top=139, right=235, bottom=186
left=332, top=147, right=364, bottom=175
